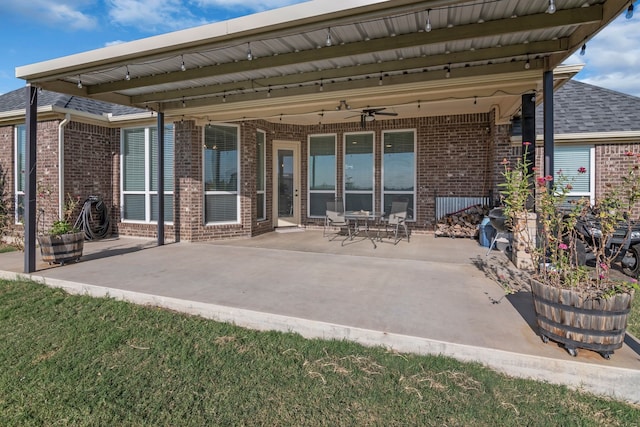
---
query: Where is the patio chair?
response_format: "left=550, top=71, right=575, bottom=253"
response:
left=385, top=201, right=410, bottom=244
left=323, top=200, right=352, bottom=241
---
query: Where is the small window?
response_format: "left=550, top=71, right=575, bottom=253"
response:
left=554, top=145, right=594, bottom=205
left=344, top=132, right=374, bottom=212
left=14, top=125, right=26, bottom=223
left=121, top=125, right=174, bottom=223
left=257, top=130, right=266, bottom=221
left=204, top=124, right=240, bottom=224
left=308, top=134, right=336, bottom=217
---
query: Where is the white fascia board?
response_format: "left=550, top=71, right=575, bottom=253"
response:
left=16, top=0, right=393, bottom=81
left=537, top=131, right=640, bottom=143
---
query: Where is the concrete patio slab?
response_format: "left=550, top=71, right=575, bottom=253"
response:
left=1, top=231, right=638, bottom=403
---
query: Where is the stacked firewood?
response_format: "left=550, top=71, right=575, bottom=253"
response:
left=434, top=205, right=489, bottom=238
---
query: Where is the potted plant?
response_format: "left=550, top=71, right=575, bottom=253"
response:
left=499, top=142, right=638, bottom=359
left=37, top=192, right=84, bottom=265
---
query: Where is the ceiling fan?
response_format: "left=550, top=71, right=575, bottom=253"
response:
left=347, top=107, right=398, bottom=128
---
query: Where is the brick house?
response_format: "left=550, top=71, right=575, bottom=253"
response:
left=3, top=0, right=632, bottom=272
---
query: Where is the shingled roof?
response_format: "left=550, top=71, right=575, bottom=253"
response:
left=0, top=87, right=144, bottom=117
left=536, top=80, right=640, bottom=134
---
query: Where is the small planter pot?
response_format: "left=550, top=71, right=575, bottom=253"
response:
left=530, top=279, right=634, bottom=359
left=38, top=231, right=85, bottom=265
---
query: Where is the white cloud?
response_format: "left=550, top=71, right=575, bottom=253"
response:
left=104, top=40, right=127, bottom=47
left=569, top=15, right=640, bottom=97
left=107, top=0, right=209, bottom=32
left=3, top=0, right=97, bottom=30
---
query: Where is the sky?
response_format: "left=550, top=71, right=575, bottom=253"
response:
left=0, top=0, right=639, bottom=97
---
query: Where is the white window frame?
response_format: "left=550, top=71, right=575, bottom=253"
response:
left=308, top=133, right=337, bottom=218
left=120, top=125, right=174, bottom=224
left=554, top=144, right=595, bottom=205
left=14, top=124, right=25, bottom=224
left=203, top=123, right=241, bottom=225
left=381, top=129, right=417, bottom=221
left=343, top=131, right=375, bottom=212
left=257, top=129, right=267, bottom=221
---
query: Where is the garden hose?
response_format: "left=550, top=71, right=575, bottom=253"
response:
left=74, top=195, right=110, bottom=240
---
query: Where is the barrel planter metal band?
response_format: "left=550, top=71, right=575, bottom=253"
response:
left=38, top=232, right=84, bottom=265
left=530, top=279, right=634, bottom=358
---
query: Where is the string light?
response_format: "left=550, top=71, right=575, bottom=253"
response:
left=379, top=72, right=383, bottom=86
left=267, top=86, right=272, bottom=98
left=626, top=3, right=634, bottom=19
left=580, top=44, right=586, bottom=56
left=181, top=55, right=186, bottom=71
left=319, top=79, right=324, bottom=92
left=525, top=57, right=531, bottom=69
left=445, top=64, right=451, bottom=78
left=325, top=28, right=332, bottom=47
left=77, top=75, right=82, bottom=89
left=182, top=97, right=186, bottom=108
left=125, top=66, right=131, bottom=81
left=547, top=0, right=556, bottom=14
left=425, top=9, right=432, bottom=32
left=247, top=42, right=253, bottom=61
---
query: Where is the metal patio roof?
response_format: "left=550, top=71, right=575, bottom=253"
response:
left=15, top=0, right=631, bottom=125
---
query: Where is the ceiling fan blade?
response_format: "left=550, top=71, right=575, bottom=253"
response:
left=375, top=111, right=398, bottom=116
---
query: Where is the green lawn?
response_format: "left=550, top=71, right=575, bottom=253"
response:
left=1, top=279, right=638, bottom=426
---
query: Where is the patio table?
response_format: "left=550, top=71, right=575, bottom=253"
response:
left=344, top=210, right=385, bottom=248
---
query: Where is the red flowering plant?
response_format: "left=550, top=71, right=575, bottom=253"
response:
left=500, top=143, right=640, bottom=297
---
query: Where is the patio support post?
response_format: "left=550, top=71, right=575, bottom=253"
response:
left=543, top=70, right=554, bottom=187
left=521, top=92, right=536, bottom=209
left=24, top=85, right=37, bottom=273
left=157, top=111, right=164, bottom=246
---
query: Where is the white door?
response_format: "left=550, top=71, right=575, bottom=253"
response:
left=273, top=141, right=300, bottom=227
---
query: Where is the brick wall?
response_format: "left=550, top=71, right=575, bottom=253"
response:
left=0, top=111, right=530, bottom=241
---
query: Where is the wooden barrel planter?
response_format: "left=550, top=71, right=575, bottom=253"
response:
left=531, top=279, right=634, bottom=359
left=38, top=232, right=85, bottom=265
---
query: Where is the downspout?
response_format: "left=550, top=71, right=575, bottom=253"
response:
left=58, top=114, right=70, bottom=219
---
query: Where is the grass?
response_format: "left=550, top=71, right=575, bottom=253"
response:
left=630, top=291, right=640, bottom=339
left=0, top=243, right=17, bottom=253
left=1, top=279, right=639, bottom=426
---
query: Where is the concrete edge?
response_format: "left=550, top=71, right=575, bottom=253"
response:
left=1, top=269, right=638, bottom=404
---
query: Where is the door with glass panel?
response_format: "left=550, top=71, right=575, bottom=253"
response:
left=273, top=141, right=300, bottom=227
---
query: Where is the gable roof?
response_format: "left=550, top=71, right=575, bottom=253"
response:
left=0, top=87, right=144, bottom=117
left=536, top=80, right=640, bottom=134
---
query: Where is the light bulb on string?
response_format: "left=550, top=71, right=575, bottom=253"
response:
left=325, top=28, right=332, bottom=47
left=580, top=44, right=586, bottom=56
left=77, top=75, right=82, bottom=89
left=425, top=9, right=432, bottom=32
left=247, top=43, right=253, bottom=61
left=125, top=66, right=131, bottom=81
left=547, top=0, right=556, bottom=14
left=181, top=55, right=186, bottom=71
left=627, top=3, right=634, bottom=19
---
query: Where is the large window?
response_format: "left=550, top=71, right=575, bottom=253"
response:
left=344, top=132, right=374, bottom=211
left=121, top=125, right=174, bottom=223
left=204, top=124, right=240, bottom=223
left=14, top=125, right=26, bottom=223
left=554, top=145, right=595, bottom=204
left=256, top=130, right=266, bottom=221
left=382, top=130, right=415, bottom=219
left=308, top=134, right=336, bottom=217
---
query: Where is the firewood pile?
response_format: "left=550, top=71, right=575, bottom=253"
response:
left=434, top=204, right=489, bottom=238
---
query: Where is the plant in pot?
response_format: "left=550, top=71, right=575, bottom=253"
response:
left=37, top=191, right=84, bottom=265
left=499, top=143, right=639, bottom=359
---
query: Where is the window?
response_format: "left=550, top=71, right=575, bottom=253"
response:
left=14, top=125, right=26, bottom=223
left=204, top=124, right=240, bottom=223
left=382, top=130, right=415, bottom=219
left=121, top=125, right=174, bottom=223
left=554, top=145, right=595, bottom=204
left=308, top=134, right=336, bottom=217
left=344, top=132, right=374, bottom=211
left=256, top=130, right=266, bottom=221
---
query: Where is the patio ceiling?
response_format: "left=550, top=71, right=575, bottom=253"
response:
left=16, top=0, right=630, bottom=125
